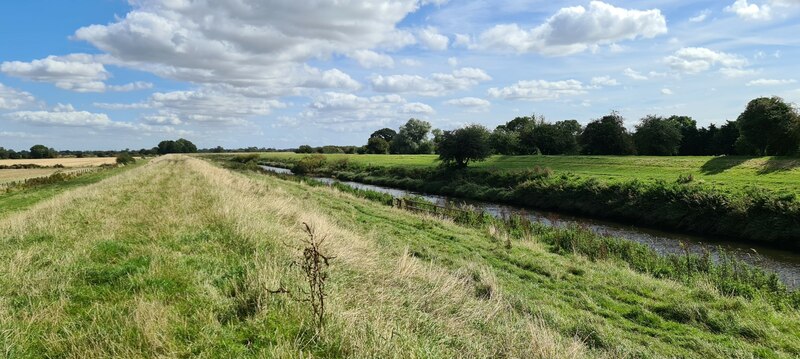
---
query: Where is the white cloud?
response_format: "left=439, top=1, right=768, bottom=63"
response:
left=591, top=76, right=619, bottom=87
left=476, top=1, right=667, bottom=56
left=488, top=79, right=587, bottom=101
left=349, top=50, right=395, bottom=69
left=0, top=54, right=152, bottom=93
left=665, top=47, right=748, bottom=74
left=444, top=97, right=491, bottom=112
left=6, top=104, right=121, bottom=128
left=447, top=57, right=459, bottom=67
left=72, top=0, right=431, bottom=91
left=746, top=78, right=797, bottom=86
left=0, top=83, right=36, bottom=110
left=417, top=26, right=449, bottom=51
left=661, top=88, right=674, bottom=95
left=371, top=67, right=491, bottom=96
left=453, top=33, right=471, bottom=47
left=623, top=68, right=648, bottom=80
left=400, top=58, right=422, bottom=67
left=301, top=92, right=432, bottom=131
left=689, top=10, right=711, bottom=22
left=725, top=0, right=772, bottom=21
left=719, top=67, right=759, bottom=78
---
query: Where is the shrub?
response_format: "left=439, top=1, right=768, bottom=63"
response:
left=116, top=153, right=136, bottom=165
left=292, top=155, right=327, bottom=175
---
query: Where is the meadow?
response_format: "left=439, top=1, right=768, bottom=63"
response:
left=1, top=155, right=798, bottom=358
left=258, top=153, right=800, bottom=195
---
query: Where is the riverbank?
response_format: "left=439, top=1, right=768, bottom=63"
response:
left=252, top=153, right=800, bottom=250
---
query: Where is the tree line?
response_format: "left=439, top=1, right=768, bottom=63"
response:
left=318, top=96, right=798, bottom=167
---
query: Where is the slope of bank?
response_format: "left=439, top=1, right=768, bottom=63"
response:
left=254, top=154, right=800, bottom=249
left=1, top=155, right=798, bottom=358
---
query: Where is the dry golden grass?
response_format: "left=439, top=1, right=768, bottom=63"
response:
left=0, top=157, right=116, bottom=168
left=0, top=167, right=101, bottom=184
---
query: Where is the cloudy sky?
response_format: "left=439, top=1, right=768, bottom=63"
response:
left=1, top=0, right=799, bottom=150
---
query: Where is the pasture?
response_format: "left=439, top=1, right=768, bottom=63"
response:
left=258, top=153, right=800, bottom=195
left=0, top=155, right=798, bottom=358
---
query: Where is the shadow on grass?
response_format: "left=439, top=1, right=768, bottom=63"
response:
left=700, top=156, right=750, bottom=175
left=757, top=157, right=800, bottom=174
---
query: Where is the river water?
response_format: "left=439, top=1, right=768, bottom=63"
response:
left=260, top=165, right=800, bottom=288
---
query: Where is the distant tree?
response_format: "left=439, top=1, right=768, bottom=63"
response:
left=157, top=138, right=197, bottom=154
left=633, top=116, right=683, bottom=155
left=0, top=147, right=9, bottom=159
left=321, top=146, right=344, bottom=154
left=116, top=152, right=136, bottom=165
left=211, top=146, right=225, bottom=153
left=296, top=145, right=314, bottom=153
left=437, top=124, right=491, bottom=167
left=520, top=119, right=582, bottom=155
left=29, top=144, right=57, bottom=159
left=580, top=113, right=636, bottom=155
left=489, top=128, right=520, bottom=155
left=390, top=118, right=432, bottom=154
left=369, top=128, right=397, bottom=142
left=366, top=137, right=390, bottom=154
left=710, top=121, right=740, bottom=155
left=736, top=97, right=800, bottom=155
left=496, top=116, right=534, bottom=133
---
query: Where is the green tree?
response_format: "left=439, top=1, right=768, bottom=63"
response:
left=580, top=113, right=636, bottom=155
left=390, top=118, right=432, bottom=154
left=437, top=124, right=491, bottom=167
left=489, top=128, right=520, bottom=155
left=296, top=145, right=314, bottom=153
left=29, top=144, right=57, bottom=159
left=710, top=121, right=740, bottom=155
left=633, top=115, right=683, bottom=155
left=0, top=147, right=9, bottom=159
left=157, top=138, right=197, bottom=154
left=736, top=97, right=800, bottom=155
left=369, top=128, right=397, bottom=142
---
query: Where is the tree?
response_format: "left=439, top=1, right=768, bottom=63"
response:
left=633, top=115, right=683, bottom=155
left=390, top=118, right=432, bottom=154
left=736, top=97, right=800, bottom=155
left=580, top=113, right=636, bottom=155
left=0, top=147, right=9, bottom=159
left=296, top=145, right=314, bottom=153
left=157, top=138, right=197, bottom=154
left=489, top=128, right=520, bottom=155
left=710, top=121, right=740, bottom=155
left=437, top=124, right=491, bottom=167
left=29, top=144, right=57, bottom=159
left=369, top=128, right=397, bottom=142
left=519, top=119, right=582, bottom=155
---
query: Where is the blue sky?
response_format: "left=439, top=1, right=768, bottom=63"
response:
left=1, top=0, right=799, bottom=150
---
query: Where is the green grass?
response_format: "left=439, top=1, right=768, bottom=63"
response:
left=0, top=161, right=146, bottom=219
left=1, top=155, right=798, bottom=357
left=256, top=153, right=800, bottom=195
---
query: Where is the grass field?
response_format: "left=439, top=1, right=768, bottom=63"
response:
left=0, top=157, right=118, bottom=168
left=1, top=155, right=798, bottom=357
left=257, top=153, right=800, bottom=195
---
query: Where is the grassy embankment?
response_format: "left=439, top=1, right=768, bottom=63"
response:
left=1, top=155, right=799, bottom=357
left=254, top=153, right=800, bottom=248
left=0, top=161, right=145, bottom=219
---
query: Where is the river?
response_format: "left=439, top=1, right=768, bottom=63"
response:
left=260, top=165, right=800, bottom=288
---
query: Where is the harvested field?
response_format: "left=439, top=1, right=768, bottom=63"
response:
left=0, top=157, right=117, bottom=168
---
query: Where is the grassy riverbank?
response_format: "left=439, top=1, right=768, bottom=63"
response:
left=3, top=155, right=797, bottom=357
left=250, top=153, right=800, bottom=249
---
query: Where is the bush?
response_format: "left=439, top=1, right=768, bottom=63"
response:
left=292, top=155, right=327, bottom=175
left=116, top=153, right=136, bottom=165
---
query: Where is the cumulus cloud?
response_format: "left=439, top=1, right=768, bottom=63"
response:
left=300, top=92, right=433, bottom=131
left=623, top=68, right=649, bottom=80
left=72, top=0, right=433, bottom=91
left=689, top=10, right=711, bottom=22
left=665, top=47, right=748, bottom=74
left=488, top=79, right=587, bottom=101
left=725, top=0, right=772, bottom=20
left=746, top=78, right=797, bottom=86
left=476, top=1, right=667, bottom=56
left=371, top=67, right=491, bottom=96
left=591, top=76, right=619, bottom=87
left=0, top=83, right=36, bottom=110
left=6, top=104, right=123, bottom=128
left=661, top=88, right=674, bottom=95
left=349, top=50, right=395, bottom=69
left=0, top=54, right=152, bottom=92
left=444, top=97, right=491, bottom=112
left=417, top=26, right=449, bottom=51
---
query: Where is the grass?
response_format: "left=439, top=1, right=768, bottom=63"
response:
left=1, top=154, right=798, bottom=357
left=0, top=157, right=119, bottom=168
left=0, top=161, right=144, bottom=219
left=256, top=153, right=800, bottom=195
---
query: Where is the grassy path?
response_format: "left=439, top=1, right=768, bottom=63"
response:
left=1, top=155, right=798, bottom=357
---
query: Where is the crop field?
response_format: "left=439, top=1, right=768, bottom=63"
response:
left=1, top=154, right=798, bottom=358
left=0, top=167, right=102, bottom=184
left=257, top=153, right=800, bottom=195
left=0, top=157, right=117, bottom=168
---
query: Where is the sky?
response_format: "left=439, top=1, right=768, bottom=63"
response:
left=1, top=0, right=799, bottom=150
